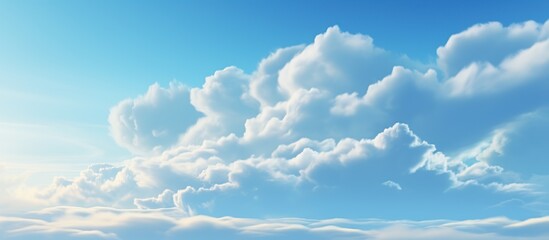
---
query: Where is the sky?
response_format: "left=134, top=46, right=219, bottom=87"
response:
left=1, top=0, right=549, bottom=239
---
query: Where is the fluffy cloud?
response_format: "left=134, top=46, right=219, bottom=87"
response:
left=437, top=21, right=544, bottom=77
left=109, top=20, right=549, bottom=158
left=1, top=207, right=549, bottom=240
left=109, top=66, right=261, bottom=152
left=7, top=19, right=549, bottom=239
left=435, top=20, right=549, bottom=99
left=36, top=164, right=138, bottom=207
left=277, top=26, right=415, bottom=96
left=33, top=123, right=531, bottom=220
left=36, top=21, right=548, bottom=213
left=443, top=37, right=549, bottom=96
left=250, top=45, right=305, bottom=107
left=327, top=20, right=549, bottom=152
left=182, top=66, right=260, bottom=145
left=330, top=66, right=438, bottom=117
left=109, top=82, right=201, bottom=154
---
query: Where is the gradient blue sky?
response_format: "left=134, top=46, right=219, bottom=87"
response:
left=2, top=0, right=548, bottom=170
left=2, top=1, right=549, bottom=239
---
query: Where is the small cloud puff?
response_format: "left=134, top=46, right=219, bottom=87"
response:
left=382, top=180, right=402, bottom=191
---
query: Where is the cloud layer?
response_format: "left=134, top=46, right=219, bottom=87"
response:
left=2, top=207, right=549, bottom=240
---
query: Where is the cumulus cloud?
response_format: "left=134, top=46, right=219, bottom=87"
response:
left=318, top=21, right=549, bottom=152
left=109, top=82, right=201, bottom=154
left=33, top=123, right=531, bottom=220
left=7, top=19, right=549, bottom=239
left=330, top=66, right=439, bottom=117
left=437, top=20, right=549, bottom=96
left=109, top=20, right=549, bottom=158
left=182, top=66, right=260, bottom=145
left=487, top=108, right=549, bottom=176
left=36, top=164, right=139, bottom=207
left=443, top=38, right=549, bottom=96
left=33, top=21, right=549, bottom=214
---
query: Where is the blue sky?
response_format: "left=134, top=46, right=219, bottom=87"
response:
left=2, top=1, right=549, bottom=239
left=2, top=0, right=548, bottom=168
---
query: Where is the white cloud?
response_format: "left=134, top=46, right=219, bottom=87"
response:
left=250, top=45, right=305, bottom=107
left=439, top=20, right=549, bottom=96
left=277, top=26, right=414, bottom=96
left=20, top=124, right=472, bottom=217
left=330, top=66, right=439, bottom=116
left=382, top=180, right=402, bottom=190
left=317, top=21, right=549, bottom=154
left=437, top=21, right=541, bottom=77
left=107, top=20, right=549, bottom=159
left=51, top=123, right=516, bottom=219
left=25, top=22, right=549, bottom=219
left=443, top=39, right=549, bottom=96
left=181, top=66, right=260, bottom=146
left=36, top=164, right=137, bottom=207
left=108, top=82, right=201, bottom=154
